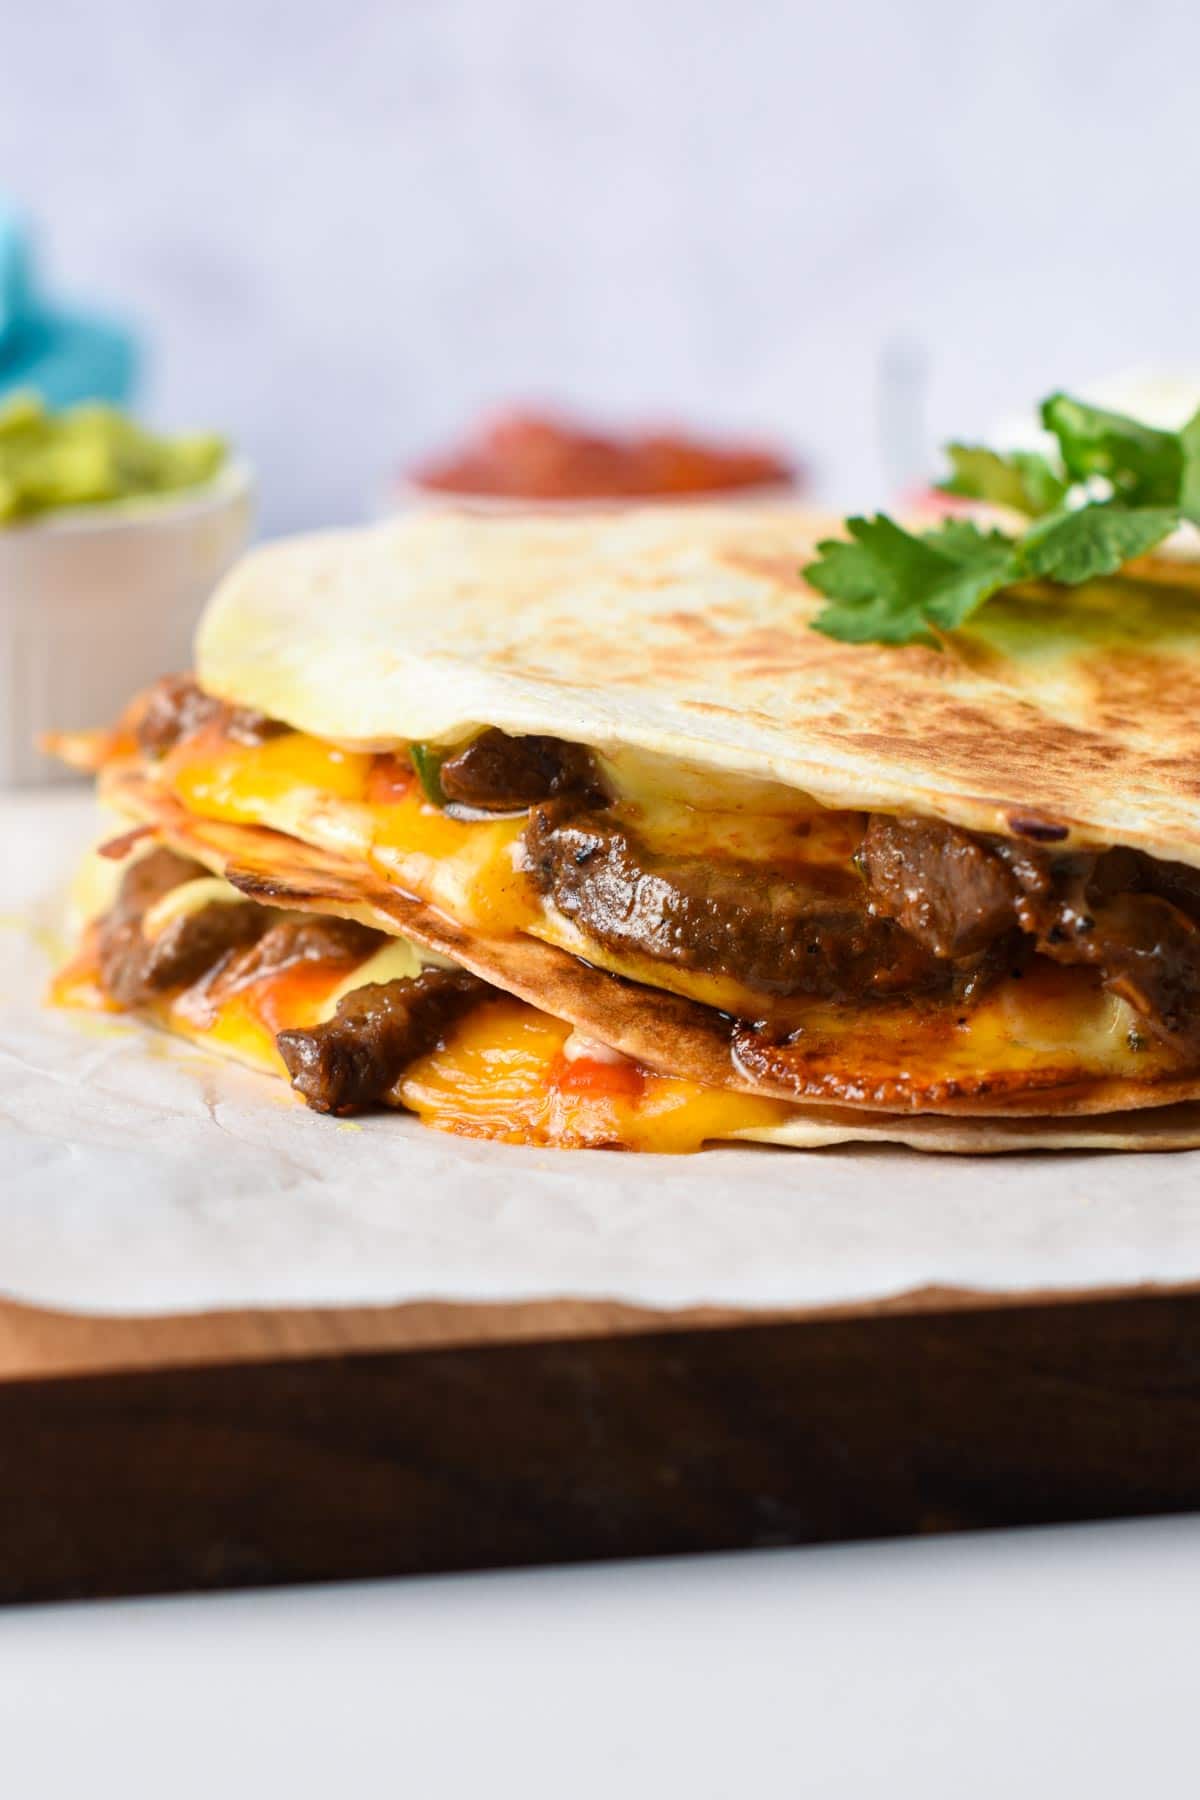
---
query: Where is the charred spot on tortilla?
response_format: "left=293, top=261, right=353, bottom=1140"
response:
left=221, top=858, right=378, bottom=911
left=1005, top=812, right=1071, bottom=844
left=223, top=865, right=331, bottom=904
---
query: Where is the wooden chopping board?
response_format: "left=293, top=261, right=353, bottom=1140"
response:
left=3, top=1279, right=1200, bottom=1605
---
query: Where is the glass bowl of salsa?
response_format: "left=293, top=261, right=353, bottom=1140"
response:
left=395, top=408, right=803, bottom=513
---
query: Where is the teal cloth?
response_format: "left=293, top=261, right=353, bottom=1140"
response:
left=0, top=204, right=138, bottom=408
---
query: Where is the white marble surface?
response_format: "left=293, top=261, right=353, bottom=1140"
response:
left=6, top=0, right=1200, bottom=533
left=3, top=1519, right=1199, bottom=1796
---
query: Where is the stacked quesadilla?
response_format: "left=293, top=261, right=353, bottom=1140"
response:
left=52, top=504, right=1200, bottom=1152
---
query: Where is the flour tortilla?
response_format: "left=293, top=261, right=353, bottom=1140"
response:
left=196, top=506, right=1200, bottom=869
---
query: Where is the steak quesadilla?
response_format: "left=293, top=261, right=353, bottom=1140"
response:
left=52, top=499, right=1200, bottom=1153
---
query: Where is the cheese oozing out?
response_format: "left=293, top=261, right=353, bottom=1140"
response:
left=132, top=716, right=1174, bottom=1096
left=50, top=874, right=795, bottom=1153
left=142, top=875, right=253, bottom=940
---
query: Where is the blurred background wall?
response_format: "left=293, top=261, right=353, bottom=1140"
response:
left=5, top=0, right=1197, bottom=533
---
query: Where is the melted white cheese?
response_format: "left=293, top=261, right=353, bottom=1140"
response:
left=143, top=876, right=250, bottom=941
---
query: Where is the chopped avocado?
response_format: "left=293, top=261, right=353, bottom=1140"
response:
left=0, top=391, right=227, bottom=524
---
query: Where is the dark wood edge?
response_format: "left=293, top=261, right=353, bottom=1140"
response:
left=3, top=1275, right=1199, bottom=1381
left=6, top=1284, right=1200, bottom=1603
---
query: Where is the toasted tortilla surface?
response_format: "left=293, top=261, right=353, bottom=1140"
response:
left=196, top=507, right=1200, bottom=868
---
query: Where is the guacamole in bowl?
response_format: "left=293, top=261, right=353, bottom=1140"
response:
left=0, top=392, right=227, bottom=526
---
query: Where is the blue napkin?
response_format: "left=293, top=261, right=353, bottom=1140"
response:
left=0, top=203, right=138, bottom=408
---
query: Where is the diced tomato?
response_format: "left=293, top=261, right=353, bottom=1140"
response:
left=366, top=753, right=416, bottom=805
left=550, top=1050, right=646, bottom=1099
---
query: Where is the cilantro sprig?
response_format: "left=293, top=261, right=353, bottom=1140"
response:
left=805, top=392, right=1200, bottom=646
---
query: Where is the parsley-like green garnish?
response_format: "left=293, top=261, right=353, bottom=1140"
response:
left=1181, top=409, right=1200, bottom=528
left=942, top=444, right=1067, bottom=518
left=805, top=517, right=1018, bottom=648
left=1018, top=501, right=1182, bottom=585
left=806, top=391, right=1200, bottom=646
left=1040, top=394, right=1183, bottom=506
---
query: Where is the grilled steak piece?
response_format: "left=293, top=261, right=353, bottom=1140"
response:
left=525, top=802, right=943, bottom=1003
left=860, top=815, right=1029, bottom=957
left=863, top=814, right=1200, bottom=1044
left=213, top=915, right=382, bottom=997
left=136, top=674, right=288, bottom=758
left=437, top=729, right=602, bottom=812
left=1036, top=889, right=1200, bottom=1039
left=529, top=796, right=1200, bottom=1039
left=1128, top=852, right=1200, bottom=925
left=276, top=969, right=490, bottom=1114
left=98, top=845, right=271, bottom=1007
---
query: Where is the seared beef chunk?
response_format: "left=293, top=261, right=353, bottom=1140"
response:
left=1130, top=853, right=1200, bottom=925
left=276, top=969, right=489, bottom=1114
left=136, top=674, right=287, bottom=758
left=136, top=676, right=221, bottom=755
left=106, top=846, right=207, bottom=914
left=863, top=814, right=1200, bottom=1044
left=1037, top=889, right=1200, bottom=1038
left=437, top=729, right=602, bottom=812
left=97, top=847, right=489, bottom=1107
left=525, top=802, right=943, bottom=1002
left=861, top=815, right=1032, bottom=958
left=98, top=846, right=272, bottom=1007
left=528, top=794, right=1200, bottom=1043
left=132, top=899, right=270, bottom=1002
left=213, top=915, right=381, bottom=996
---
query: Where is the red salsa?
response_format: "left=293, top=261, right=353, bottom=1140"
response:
left=409, top=409, right=797, bottom=502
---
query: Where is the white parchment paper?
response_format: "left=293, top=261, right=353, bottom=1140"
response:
left=2, top=792, right=1197, bottom=1317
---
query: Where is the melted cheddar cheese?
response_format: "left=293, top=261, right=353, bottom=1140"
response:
left=395, top=1000, right=792, bottom=1151
left=123, top=718, right=1188, bottom=1099
left=161, top=727, right=537, bottom=934
left=149, top=721, right=875, bottom=1019
left=51, top=923, right=794, bottom=1152
left=169, top=731, right=373, bottom=818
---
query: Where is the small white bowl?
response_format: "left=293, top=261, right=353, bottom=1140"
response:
left=0, top=460, right=254, bottom=787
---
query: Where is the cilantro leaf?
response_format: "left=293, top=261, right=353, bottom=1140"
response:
left=806, top=516, right=1019, bottom=646
left=1179, top=406, right=1200, bottom=530
left=1017, top=501, right=1180, bottom=584
left=941, top=443, right=1067, bottom=517
left=805, top=388, right=1200, bottom=648
left=1040, top=393, right=1183, bottom=506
